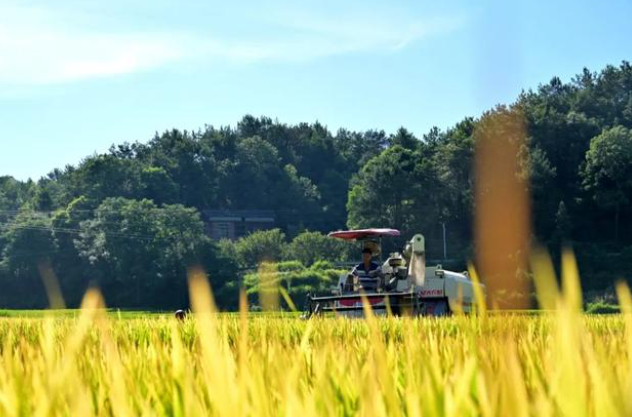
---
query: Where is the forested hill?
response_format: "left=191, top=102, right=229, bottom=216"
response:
left=2, top=61, right=632, bottom=309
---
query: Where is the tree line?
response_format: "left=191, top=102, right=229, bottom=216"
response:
left=1, top=61, right=632, bottom=309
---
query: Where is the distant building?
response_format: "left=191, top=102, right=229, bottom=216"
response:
left=202, top=210, right=275, bottom=240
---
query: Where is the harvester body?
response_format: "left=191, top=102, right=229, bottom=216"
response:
left=304, top=229, right=484, bottom=317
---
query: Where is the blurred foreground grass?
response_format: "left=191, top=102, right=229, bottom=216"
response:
left=1, top=252, right=632, bottom=416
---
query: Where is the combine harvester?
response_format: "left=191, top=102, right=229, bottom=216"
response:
left=304, top=228, right=485, bottom=317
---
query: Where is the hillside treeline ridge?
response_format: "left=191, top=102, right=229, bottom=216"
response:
left=1, top=61, right=632, bottom=309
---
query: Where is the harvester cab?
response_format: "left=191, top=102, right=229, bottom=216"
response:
left=303, top=228, right=485, bottom=318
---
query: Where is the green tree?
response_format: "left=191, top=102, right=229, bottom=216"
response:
left=0, top=176, right=30, bottom=211
left=347, top=146, right=419, bottom=232
left=140, top=167, right=178, bottom=205
left=283, top=231, right=355, bottom=266
left=75, top=198, right=213, bottom=308
left=144, top=130, right=216, bottom=208
left=243, top=260, right=345, bottom=308
left=69, top=154, right=141, bottom=204
left=553, top=201, right=572, bottom=242
left=582, top=126, right=632, bottom=240
left=334, top=129, right=388, bottom=169
left=233, top=229, right=287, bottom=267
left=0, top=212, right=56, bottom=308
left=49, top=196, right=94, bottom=305
left=429, top=119, right=476, bottom=243
left=33, top=186, right=54, bottom=211
left=522, top=146, right=558, bottom=238
left=226, top=136, right=283, bottom=209
left=390, top=127, right=418, bottom=150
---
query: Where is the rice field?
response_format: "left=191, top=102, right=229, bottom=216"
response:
left=1, top=254, right=632, bottom=416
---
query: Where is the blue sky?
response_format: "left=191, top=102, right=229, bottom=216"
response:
left=1, top=0, right=631, bottom=180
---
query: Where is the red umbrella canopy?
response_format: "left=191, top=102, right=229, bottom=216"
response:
left=328, top=228, right=401, bottom=240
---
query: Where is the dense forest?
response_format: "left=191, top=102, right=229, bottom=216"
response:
left=2, top=61, right=632, bottom=310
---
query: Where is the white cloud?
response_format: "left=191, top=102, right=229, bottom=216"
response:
left=0, top=3, right=464, bottom=86
left=274, top=10, right=463, bottom=56
left=195, top=10, right=464, bottom=63
left=0, top=4, right=186, bottom=84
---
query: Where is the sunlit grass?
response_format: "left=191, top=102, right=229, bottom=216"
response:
left=0, top=252, right=631, bottom=416
left=0, top=309, right=168, bottom=319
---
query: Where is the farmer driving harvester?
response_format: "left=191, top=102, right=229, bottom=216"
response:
left=343, top=243, right=382, bottom=292
left=304, top=228, right=486, bottom=318
left=352, top=247, right=381, bottom=275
